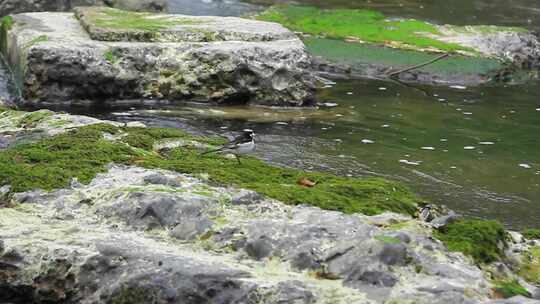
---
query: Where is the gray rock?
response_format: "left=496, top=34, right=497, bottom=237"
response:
left=2, top=9, right=316, bottom=106
left=431, top=211, right=462, bottom=229
left=0, top=0, right=166, bottom=16
left=378, top=243, right=409, bottom=266
left=143, top=173, right=182, bottom=187
left=0, top=161, right=496, bottom=304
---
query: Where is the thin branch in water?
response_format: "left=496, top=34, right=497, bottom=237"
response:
left=386, top=53, right=450, bottom=78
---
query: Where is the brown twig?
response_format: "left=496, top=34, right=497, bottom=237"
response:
left=386, top=53, right=450, bottom=78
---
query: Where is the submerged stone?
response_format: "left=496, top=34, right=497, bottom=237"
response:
left=1, top=7, right=316, bottom=106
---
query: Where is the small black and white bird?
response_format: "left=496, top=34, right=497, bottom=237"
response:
left=201, top=129, right=255, bottom=164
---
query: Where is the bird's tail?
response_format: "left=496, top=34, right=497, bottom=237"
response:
left=200, top=147, right=225, bottom=155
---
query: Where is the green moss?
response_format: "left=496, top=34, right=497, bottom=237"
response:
left=257, top=5, right=469, bottom=52
left=0, top=124, right=132, bottom=192
left=519, top=246, right=540, bottom=285
left=120, top=127, right=226, bottom=150
left=0, top=122, right=418, bottom=216
left=141, top=148, right=418, bottom=215
left=434, top=219, right=507, bottom=264
left=88, top=7, right=200, bottom=31
left=522, top=228, right=540, bottom=240
left=17, top=110, right=54, bottom=128
left=494, top=279, right=531, bottom=299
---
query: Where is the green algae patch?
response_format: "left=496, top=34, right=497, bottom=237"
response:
left=434, top=219, right=507, bottom=265
left=257, top=5, right=468, bottom=53
left=305, top=38, right=504, bottom=77
left=493, top=279, right=531, bottom=298
left=519, top=246, right=540, bottom=285
left=0, top=122, right=418, bottom=216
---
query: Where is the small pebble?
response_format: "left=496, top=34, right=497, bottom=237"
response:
left=399, top=159, right=421, bottom=166
left=347, top=92, right=353, bottom=95
left=323, top=102, right=338, bottom=107
left=519, top=164, right=532, bottom=169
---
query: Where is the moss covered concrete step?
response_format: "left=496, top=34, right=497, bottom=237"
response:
left=0, top=9, right=315, bottom=106
left=75, top=6, right=297, bottom=42
left=257, top=5, right=540, bottom=68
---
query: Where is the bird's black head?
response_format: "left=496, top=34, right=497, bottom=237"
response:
left=243, top=129, right=255, bottom=141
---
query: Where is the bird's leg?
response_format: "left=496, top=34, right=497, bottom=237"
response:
left=236, top=154, right=242, bottom=165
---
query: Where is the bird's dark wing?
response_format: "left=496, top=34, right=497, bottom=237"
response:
left=225, top=134, right=249, bottom=148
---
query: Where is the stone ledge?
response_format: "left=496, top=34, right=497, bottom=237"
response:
left=1, top=9, right=316, bottom=106
left=75, top=6, right=297, bottom=43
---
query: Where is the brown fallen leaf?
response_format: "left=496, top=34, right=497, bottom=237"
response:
left=298, top=178, right=316, bottom=188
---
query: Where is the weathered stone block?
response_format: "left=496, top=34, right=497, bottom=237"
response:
left=1, top=7, right=315, bottom=106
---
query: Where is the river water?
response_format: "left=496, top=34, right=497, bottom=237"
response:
left=2, top=0, right=540, bottom=229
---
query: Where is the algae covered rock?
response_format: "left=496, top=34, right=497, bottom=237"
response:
left=0, top=7, right=316, bottom=106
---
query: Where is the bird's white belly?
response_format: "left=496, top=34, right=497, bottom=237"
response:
left=232, top=141, right=255, bottom=154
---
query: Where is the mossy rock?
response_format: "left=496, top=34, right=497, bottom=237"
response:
left=74, top=6, right=296, bottom=43
left=0, top=122, right=419, bottom=216
left=434, top=219, right=507, bottom=264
